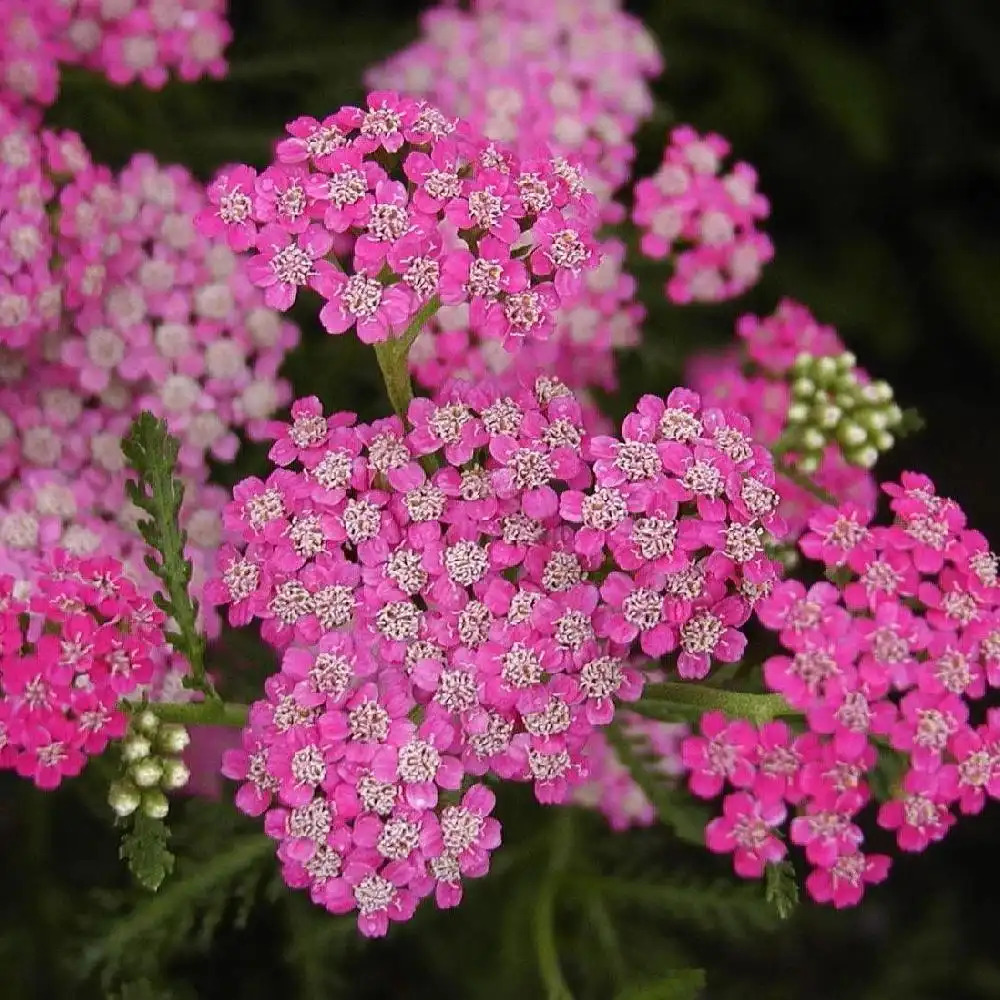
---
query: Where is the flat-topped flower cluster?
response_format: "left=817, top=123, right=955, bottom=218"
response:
left=200, top=91, right=601, bottom=350
left=686, top=473, right=1000, bottom=906
left=633, top=125, right=773, bottom=304
left=213, top=374, right=786, bottom=933
left=0, top=551, right=166, bottom=789
left=1, top=0, right=230, bottom=118
left=0, top=106, right=297, bottom=640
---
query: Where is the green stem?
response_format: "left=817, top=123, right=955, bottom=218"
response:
left=372, top=295, right=441, bottom=422
left=122, top=699, right=249, bottom=728
left=640, top=682, right=798, bottom=724
left=535, top=811, right=575, bottom=1000
left=773, top=457, right=838, bottom=506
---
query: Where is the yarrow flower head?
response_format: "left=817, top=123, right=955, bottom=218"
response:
left=366, top=0, right=662, bottom=217
left=0, top=551, right=167, bottom=789
left=683, top=473, right=1000, bottom=908
left=196, top=91, right=600, bottom=354
left=0, top=122, right=297, bottom=644
left=214, top=375, right=782, bottom=933
left=633, top=125, right=773, bottom=304
left=0, top=0, right=230, bottom=120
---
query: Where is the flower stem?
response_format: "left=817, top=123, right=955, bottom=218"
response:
left=372, top=295, right=441, bottom=422
left=122, top=700, right=249, bottom=728
left=640, top=681, right=798, bottom=724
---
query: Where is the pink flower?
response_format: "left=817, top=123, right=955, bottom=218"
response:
left=705, top=791, right=787, bottom=878
left=805, top=850, right=890, bottom=908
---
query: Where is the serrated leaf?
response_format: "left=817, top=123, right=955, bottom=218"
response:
left=615, top=969, right=706, bottom=1000
left=764, top=861, right=799, bottom=920
left=120, top=813, right=175, bottom=892
left=121, top=412, right=210, bottom=696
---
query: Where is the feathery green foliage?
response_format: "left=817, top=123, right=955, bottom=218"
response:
left=121, top=413, right=211, bottom=697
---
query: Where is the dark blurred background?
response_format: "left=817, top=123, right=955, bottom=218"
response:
left=7, top=1, right=999, bottom=997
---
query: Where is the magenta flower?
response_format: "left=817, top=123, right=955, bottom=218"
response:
left=705, top=791, right=787, bottom=878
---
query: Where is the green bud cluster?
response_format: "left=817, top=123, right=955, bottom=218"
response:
left=108, top=709, right=191, bottom=821
left=782, top=351, right=902, bottom=473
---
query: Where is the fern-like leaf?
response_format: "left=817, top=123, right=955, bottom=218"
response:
left=121, top=412, right=211, bottom=697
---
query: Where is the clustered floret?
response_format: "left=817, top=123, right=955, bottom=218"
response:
left=213, top=376, right=783, bottom=933
left=198, top=91, right=600, bottom=350
left=366, top=0, right=662, bottom=216
left=633, top=125, right=773, bottom=304
left=0, top=551, right=166, bottom=789
left=684, top=473, right=1000, bottom=907
left=369, top=5, right=658, bottom=400
left=0, top=0, right=230, bottom=118
left=0, top=110, right=297, bottom=636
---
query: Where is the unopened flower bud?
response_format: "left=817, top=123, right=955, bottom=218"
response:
left=849, top=445, right=879, bottom=469
left=800, top=427, right=826, bottom=452
left=798, top=452, right=821, bottom=474
left=816, top=404, right=841, bottom=429
left=131, top=757, right=164, bottom=788
left=108, top=780, right=141, bottom=818
left=160, top=759, right=191, bottom=790
left=838, top=422, right=867, bottom=448
left=786, top=402, right=809, bottom=424
left=141, top=789, right=170, bottom=820
left=873, top=431, right=895, bottom=452
left=836, top=351, right=857, bottom=371
left=885, top=403, right=903, bottom=426
left=121, top=735, right=152, bottom=763
left=133, top=710, right=160, bottom=737
left=814, top=356, right=838, bottom=384
left=156, top=724, right=190, bottom=755
left=791, top=377, right=815, bottom=400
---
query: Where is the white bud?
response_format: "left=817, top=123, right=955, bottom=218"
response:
left=121, top=735, right=152, bottom=763
left=885, top=403, right=903, bottom=426
left=108, top=780, right=141, bottom=818
left=814, top=356, right=838, bottom=384
left=160, top=759, right=190, bottom=790
left=141, top=789, right=170, bottom=820
left=864, top=409, right=888, bottom=432
left=836, top=351, right=857, bottom=371
left=849, top=446, right=879, bottom=469
left=133, top=709, right=160, bottom=737
left=799, top=452, right=821, bottom=474
left=838, top=422, right=868, bottom=448
left=156, top=724, right=190, bottom=755
left=791, top=377, right=816, bottom=400
left=786, top=402, right=810, bottom=424
left=801, top=427, right=826, bottom=451
left=131, top=757, right=164, bottom=788
left=816, top=404, right=842, bottom=429
left=791, top=352, right=813, bottom=374
left=873, top=431, right=895, bottom=451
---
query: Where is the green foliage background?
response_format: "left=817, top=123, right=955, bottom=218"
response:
left=4, top=1, right=1000, bottom=997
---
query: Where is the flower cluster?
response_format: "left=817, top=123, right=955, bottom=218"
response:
left=688, top=300, right=880, bottom=536
left=407, top=235, right=642, bottom=399
left=368, top=4, right=655, bottom=398
left=366, top=0, right=662, bottom=215
left=0, top=0, right=230, bottom=118
left=0, top=115, right=297, bottom=648
left=199, top=91, right=600, bottom=350
left=783, top=351, right=902, bottom=472
left=214, top=376, right=784, bottom=932
left=0, top=551, right=166, bottom=789
left=633, top=125, right=773, bottom=304
left=108, top=708, right=192, bottom=821
left=685, top=473, right=1000, bottom=906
